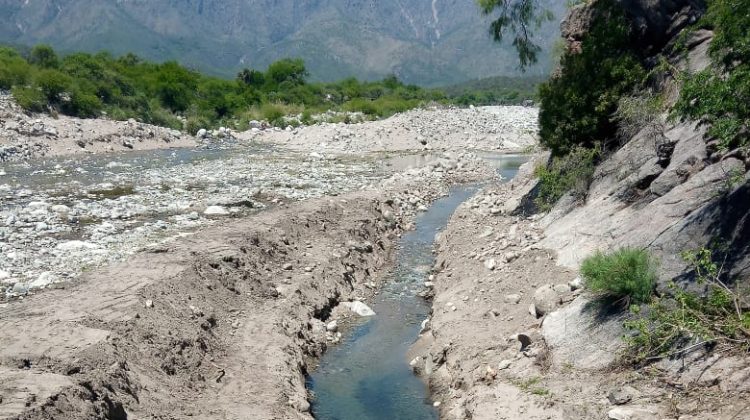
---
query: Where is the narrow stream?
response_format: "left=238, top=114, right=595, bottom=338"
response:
left=308, top=156, right=525, bottom=420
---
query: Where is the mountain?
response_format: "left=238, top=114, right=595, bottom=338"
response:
left=0, top=0, right=565, bottom=86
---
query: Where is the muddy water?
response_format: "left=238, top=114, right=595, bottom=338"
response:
left=308, top=157, right=525, bottom=420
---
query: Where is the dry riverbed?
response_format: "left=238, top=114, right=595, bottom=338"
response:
left=0, top=104, right=536, bottom=419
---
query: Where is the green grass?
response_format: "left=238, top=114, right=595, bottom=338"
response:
left=581, top=248, right=657, bottom=304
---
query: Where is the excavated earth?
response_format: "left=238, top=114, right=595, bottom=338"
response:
left=0, top=102, right=528, bottom=419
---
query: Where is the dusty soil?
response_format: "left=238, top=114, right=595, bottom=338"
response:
left=414, top=159, right=750, bottom=420
left=0, top=147, right=494, bottom=419
left=0, top=94, right=202, bottom=161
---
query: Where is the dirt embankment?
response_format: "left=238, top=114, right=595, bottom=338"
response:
left=0, top=94, right=203, bottom=162
left=0, top=151, right=494, bottom=419
left=416, top=159, right=749, bottom=420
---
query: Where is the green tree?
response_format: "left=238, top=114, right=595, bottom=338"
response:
left=266, top=58, right=308, bottom=86
left=154, top=61, right=197, bottom=112
left=477, top=0, right=553, bottom=68
left=29, top=44, right=59, bottom=69
left=237, top=68, right=265, bottom=87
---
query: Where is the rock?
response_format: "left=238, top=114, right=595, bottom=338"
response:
left=420, top=318, right=431, bottom=333
left=484, top=258, right=497, bottom=270
left=608, top=386, right=639, bottom=405
left=532, top=285, right=560, bottom=317
left=56, top=241, right=100, bottom=251
left=342, top=301, right=376, bottom=317
left=553, top=283, right=572, bottom=294
left=542, top=296, right=627, bottom=370
left=517, top=333, right=532, bottom=351
left=568, top=276, right=583, bottom=290
left=196, top=128, right=208, bottom=138
left=28, top=271, right=56, bottom=289
left=498, top=360, right=512, bottom=370
left=0, top=270, right=9, bottom=281
left=145, top=299, right=154, bottom=308
left=204, top=205, right=230, bottom=216
left=326, top=320, right=338, bottom=332
left=283, top=263, right=293, bottom=270
left=50, top=204, right=71, bottom=214
left=504, top=294, right=521, bottom=304
left=607, top=406, right=658, bottom=420
left=11, top=282, right=28, bottom=295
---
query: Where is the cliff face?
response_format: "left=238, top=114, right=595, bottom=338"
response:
left=538, top=0, right=749, bottom=290
left=0, top=0, right=565, bottom=85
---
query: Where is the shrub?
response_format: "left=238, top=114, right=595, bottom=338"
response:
left=624, top=246, right=750, bottom=363
left=581, top=248, right=657, bottom=304
left=534, top=145, right=599, bottom=210
left=673, top=0, right=750, bottom=151
left=34, top=69, right=71, bottom=102
left=260, top=103, right=285, bottom=125
left=63, top=88, right=103, bottom=117
left=538, top=0, right=645, bottom=156
left=11, top=86, right=46, bottom=112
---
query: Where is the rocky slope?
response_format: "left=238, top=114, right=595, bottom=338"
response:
left=413, top=1, right=750, bottom=419
left=0, top=0, right=564, bottom=85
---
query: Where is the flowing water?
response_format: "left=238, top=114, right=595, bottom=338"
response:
left=308, top=156, right=525, bottom=420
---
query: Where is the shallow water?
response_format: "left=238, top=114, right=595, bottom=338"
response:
left=308, top=156, right=525, bottom=420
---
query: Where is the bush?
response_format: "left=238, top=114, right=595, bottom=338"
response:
left=673, top=0, right=750, bottom=151
left=3, top=44, right=438, bottom=129
left=34, top=69, right=71, bottom=102
left=11, top=86, right=46, bottom=112
left=64, top=88, right=103, bottom=117
left=534, top=146, right=599, bottom=210
left=260, top=103, right=285, bottom=125
left=581, top=248, right=657, bottom=304
left=624, top=247, right=750, bottom=363
left=538, top=0, right=645, bottom=156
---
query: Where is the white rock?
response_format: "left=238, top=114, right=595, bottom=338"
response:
left=504, top=294, right=521, bottom=304
left=498, top=360, right=512, bottom=370
left=326, top=320, right=338, bottom=332
left=56, top=241, right=100, bottom=251
left=28, top=271, right=57, bottom=289
left=196, top=128, right=208, bottom=138
left=569, top=276, right=583, bottom=290
left=342, top=301, right=376, bottom=317
left=484, top=258, right=497, bottom=270
left=204, top=205, right=230, bottom=216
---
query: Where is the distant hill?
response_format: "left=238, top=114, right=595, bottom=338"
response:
left=0, top=0, right=565, bottom=86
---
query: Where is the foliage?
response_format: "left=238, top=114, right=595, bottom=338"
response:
left=534, top=146, right=599, bottom=210
left=613, top=92, right=665, bottom=143
left=477, top=0, right=554, bottom=68
left=581, top=248, right=657, bottom=305
left=624, top=246, right=750, bottom=363
left=538, top=0, right=645, bottom=156
left=0, top=44, right=448, bottom=130
left=443, top=75, right=544, bottom=105
left=29, top=44, right=59, bottom=69
left=674, top=0, right=750, bottom=151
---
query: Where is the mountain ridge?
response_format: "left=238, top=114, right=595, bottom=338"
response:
left=0, top=0, right=564, bottom=86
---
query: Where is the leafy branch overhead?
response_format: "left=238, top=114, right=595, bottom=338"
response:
left=477, top=0, right=554, bottom=68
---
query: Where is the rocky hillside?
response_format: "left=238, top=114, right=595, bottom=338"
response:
left=0, top=0, right=565, bottom=85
